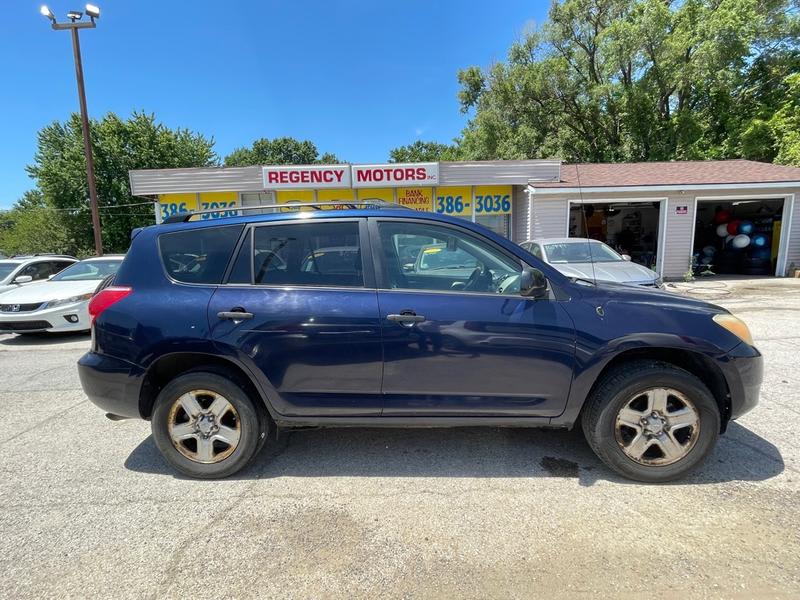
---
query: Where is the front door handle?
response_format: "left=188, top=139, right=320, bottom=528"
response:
left=217, top=309, right=254, bottom=322
left=387, top=311, right=425, bottom=325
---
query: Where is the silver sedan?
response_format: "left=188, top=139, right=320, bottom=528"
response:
left=520, top=237, right=663, bottom=288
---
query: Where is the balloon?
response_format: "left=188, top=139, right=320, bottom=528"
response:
left=713, top=210, right=731, bottom=224
left=727, top=220, right=741, bottom=235
left=725, top=235, right=735, bottom=245
left=731, top=234, right=751, bottom=249
left=752, top=234, right=769, bottom=247
left=738, top=221, right=754, bottom=235
left=716, top=224, right=730, bottom=237
left=702, top=245, right=716, bottom=256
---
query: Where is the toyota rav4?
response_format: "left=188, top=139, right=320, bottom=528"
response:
left=78, top=203, right=762, bottom=482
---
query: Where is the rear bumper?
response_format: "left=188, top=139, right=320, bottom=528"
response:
left=723, top=342, right=764, bottom=421
left=78, top=351, right=144, bottom=419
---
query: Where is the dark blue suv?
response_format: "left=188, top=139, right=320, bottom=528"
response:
left=78, top=204, right=763, bottom=481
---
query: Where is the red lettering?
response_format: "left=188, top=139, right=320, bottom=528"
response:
left=334, top=169, right=343, bottom=182
left=323, top=171, right=333, bottom=183
left=267, top=172, right=279, bottom=183
left=416, top=167, right=427, bottom=180
left=311, top=171, right=322, bottom=183
left=404, top=168, right=415, bottom=181
left=279, top=172, right=288, bottom=183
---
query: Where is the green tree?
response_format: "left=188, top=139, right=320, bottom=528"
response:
left=0, top=190, right=71, bottom=256
left=27, top=111, right=217, bottom=253
left=457, top=0, right=799, bottom=163
left=224, top=137, right=341, bottom=166
left=388, top=140, right=462, bottom=162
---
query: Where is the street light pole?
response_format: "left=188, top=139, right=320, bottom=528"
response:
left=41, top=5, right=103, bottom=256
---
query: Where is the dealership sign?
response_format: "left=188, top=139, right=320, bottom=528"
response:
left=262, top=162, right=438, bottom=190
left=351, top=163, right=438, bottom=188
left=262, top=165, right=351, bottom=189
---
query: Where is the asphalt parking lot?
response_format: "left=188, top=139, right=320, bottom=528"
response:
left=1, top=278, right=798, bottom=598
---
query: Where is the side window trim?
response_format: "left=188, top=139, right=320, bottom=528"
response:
left=221, top=225, right=253, bottom=284
left=231, top=217, right=376, bottom=289
left=368, top=217, right=524, bottom=293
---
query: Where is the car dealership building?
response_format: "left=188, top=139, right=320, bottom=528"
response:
left=129, top=158, right=800, bottom=279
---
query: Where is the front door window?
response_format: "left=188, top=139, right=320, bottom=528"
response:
left=377, top=221, right=521, bottom=295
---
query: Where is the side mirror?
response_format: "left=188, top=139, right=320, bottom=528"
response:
left=14, top=275, right=33, bottom=284
left=519, top=268, right=548, bottom=298
left=402, top=263, right=414, bottom=272
left=622, top=254, right=632, bottom=261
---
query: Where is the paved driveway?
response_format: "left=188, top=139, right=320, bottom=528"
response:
left=1, top=279, right=798, bottom=598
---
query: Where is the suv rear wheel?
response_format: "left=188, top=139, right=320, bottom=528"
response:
left=582, top=360, right=720, bottom=482
left=151, top=372, right=266, bottom=478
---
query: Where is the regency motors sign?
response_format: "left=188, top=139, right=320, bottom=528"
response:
left=261, top=162, right=438, bottom=190
left=262, top=164, right=351, bottom=189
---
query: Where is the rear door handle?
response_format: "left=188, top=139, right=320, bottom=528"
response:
left=217, top=309, right=254, bottom=321
left=387, top=312, right=425, bottom=325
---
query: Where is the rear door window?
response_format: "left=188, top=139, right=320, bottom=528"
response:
left=252, top=221, right=363, bottom=287
left=159, top=225, right=243, bottom=284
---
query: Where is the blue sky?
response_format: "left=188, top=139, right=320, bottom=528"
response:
left=0, top=1, right=546, bottom=207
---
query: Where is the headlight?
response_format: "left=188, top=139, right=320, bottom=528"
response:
left=45, top=293, right=93, bottom=308
left=713, top=313, right=754, bottom=346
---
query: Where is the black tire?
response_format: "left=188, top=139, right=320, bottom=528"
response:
left=581, top=360, right=720, bottom=482
left=151, top=371, right=267, bottom=479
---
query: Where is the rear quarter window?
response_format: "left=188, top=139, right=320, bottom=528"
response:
left=159, top=225, right=243, bottom=284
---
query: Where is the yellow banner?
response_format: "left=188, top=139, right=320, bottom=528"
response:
left=276, top=189, right=315, bottom=212
left=357, top=188, right=394, bottom=203
left=159, top=193, right=197, bottom=221
left=434, top=186, right=472, bottom=217
left=397, top=187, right=433, bottom=211
left=474, top=186, right=512, bottom=215
left=316, top=189, right=355, bottom=206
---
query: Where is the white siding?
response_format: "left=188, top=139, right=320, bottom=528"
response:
left=783, top=193, right=800, bottom=275
left=131, top=160, right=561, bottom=196
left=661, top=196, right=696, bottom=279
left=439, top=160, right=560, bottom=186
left=531, top=195, right=569, bottom=239
left=130, top=166, right=262, bottom=195
left=512, top=186, right=531, bottom=242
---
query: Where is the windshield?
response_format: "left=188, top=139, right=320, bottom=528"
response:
left=0, top=262, right=18, bottom=280
left=51, top=259, right=122, bottom=281
left=417, top=246, right=478, bottom=271
left=544, top=242, right=623, bottom=264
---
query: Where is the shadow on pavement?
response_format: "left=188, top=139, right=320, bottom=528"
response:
left=124, top=421, right=783, bottom=486
left=0, top=331, right=90, bottom=347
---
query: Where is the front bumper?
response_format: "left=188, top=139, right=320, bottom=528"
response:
left=0, top=301, right=90, bottom=333
left=722, top=342, right=764, bottom=421
left=78, top=351, right=144, bottom=419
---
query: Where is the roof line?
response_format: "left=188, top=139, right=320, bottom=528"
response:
left=528, top=181, right=800, bottom=194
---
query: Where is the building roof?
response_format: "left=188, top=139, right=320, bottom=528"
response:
left=534, top=160, right=800, bottom=189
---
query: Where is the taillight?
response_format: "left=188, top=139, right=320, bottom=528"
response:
left=88, top=286, right=132, bottom=324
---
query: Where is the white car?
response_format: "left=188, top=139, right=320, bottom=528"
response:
left=0, top=256, right=124, bottom=334
left=0, top=255, right=77, bottom=295
left=520, top=238, right=663, bottom=288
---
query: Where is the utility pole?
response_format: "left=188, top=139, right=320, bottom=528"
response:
left=41, top=4, right=104, bottom=256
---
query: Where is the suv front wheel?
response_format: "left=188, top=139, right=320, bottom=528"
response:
left=582, top=360, right=721, bottom=482
left=151, top=372, right=266, bottom=478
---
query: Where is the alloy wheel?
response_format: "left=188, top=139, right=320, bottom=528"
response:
left=614, top=387, right=700, bottom=466
left=167, top=389, right=241, bottom=464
